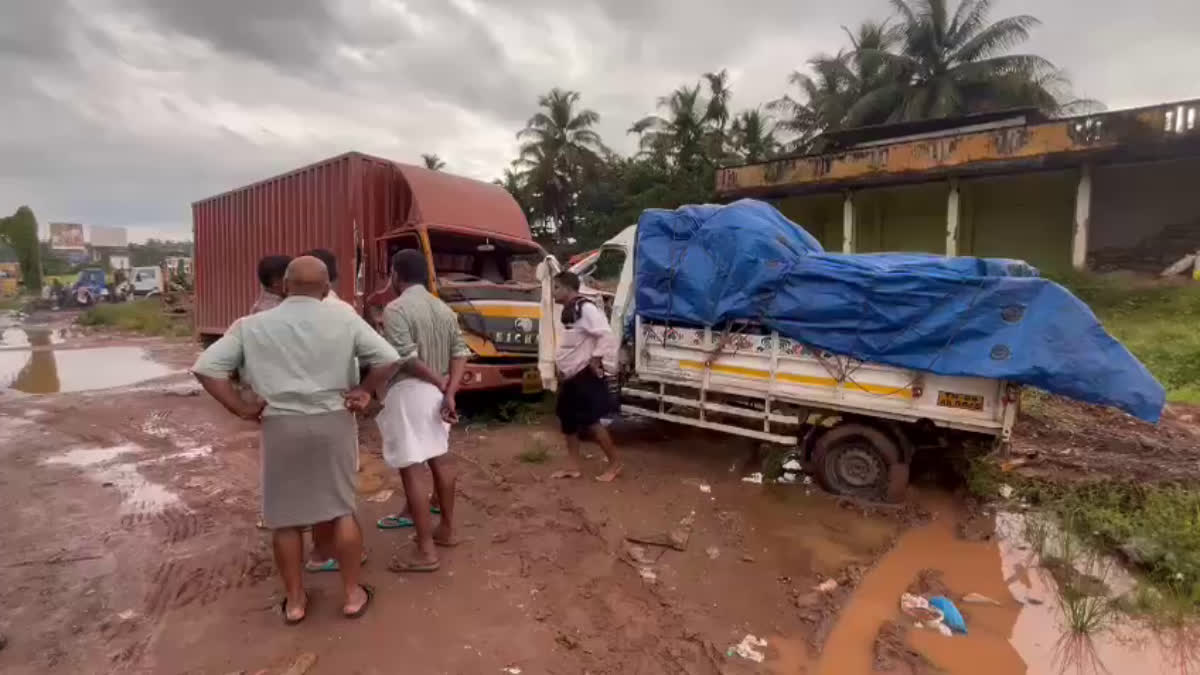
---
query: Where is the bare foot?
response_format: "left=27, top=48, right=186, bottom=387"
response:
left=550, top=470, right=583, bottom=479
left=432, top=523, right=464, bottom=547
left=595, top=464, right=624, bottom=482
left=342, top=584, right=368, bottom=615
left=283, top=592, right=307, bottom=623
left=388, top=550, right=440, bottom=573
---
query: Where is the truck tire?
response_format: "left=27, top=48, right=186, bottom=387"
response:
left=811, top=423, right=907, bottom=502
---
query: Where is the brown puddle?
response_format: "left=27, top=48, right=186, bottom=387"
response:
left=772, top=493, right=1197, bottom=675
left=0, top=328, right=178, bottom=394
left=810, top=494, right=1025, bottom=675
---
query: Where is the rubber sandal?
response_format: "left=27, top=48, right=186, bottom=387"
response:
left=344, top=584, right=374, bottom=619
left=377, top=506, right=440, bottom=529
left=304, top=551, right=368, bottom=573
left=388, top=556, right=440, bottom=573
left=376, top=515, right=415, bottom=529
left=434, top=536, right=469, bottom=548
left=280, top=593, right=308, bottom=625
left=408, top=534, right=469, bottom=548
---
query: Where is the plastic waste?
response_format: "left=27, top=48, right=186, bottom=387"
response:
left=962, top=592, right=1001, bottom=606
left=900, top=593, right=943, bottom=624
left=742, top=472, right=764, bottom=484
left=728, top=634, right=768, bottom=662
left=929, top=596, right=968, bottom=634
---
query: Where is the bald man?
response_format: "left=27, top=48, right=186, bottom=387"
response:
left=192, top=256, right=400, bottom=624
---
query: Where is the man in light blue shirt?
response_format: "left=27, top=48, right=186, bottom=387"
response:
left=193, top=256, right=398, bottom=624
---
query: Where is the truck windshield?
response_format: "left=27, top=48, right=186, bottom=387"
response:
left=427, top=230, right=539, bottom=285
left=80, top=270, right=105, bottom=284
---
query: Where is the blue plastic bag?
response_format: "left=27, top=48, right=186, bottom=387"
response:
left=929, top=596, right=967, bottom=634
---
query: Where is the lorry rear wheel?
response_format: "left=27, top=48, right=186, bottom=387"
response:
left=811, top=423, right=906, bottom=502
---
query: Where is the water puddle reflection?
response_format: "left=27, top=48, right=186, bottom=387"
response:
left=0, top=328, right=178, bottom=393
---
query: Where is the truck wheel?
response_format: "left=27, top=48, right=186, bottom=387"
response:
left=811, top=423, right=907, bottom=502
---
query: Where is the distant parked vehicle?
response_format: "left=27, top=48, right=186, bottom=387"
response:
left=72, top=268, right=110, bottom=306
left=130, top=266, right=165, bottom=297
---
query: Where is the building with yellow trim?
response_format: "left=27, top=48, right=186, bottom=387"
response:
left=715, top=99, right=1200, bottom=273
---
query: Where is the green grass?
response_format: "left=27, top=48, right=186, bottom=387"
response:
left=77, top=299, right=192, bottom=337
left=970, top=458, right=1200, bottom=615
left=1053, top=272, right=1200, bottom=404
left=45, top=273, right=79, bottom=287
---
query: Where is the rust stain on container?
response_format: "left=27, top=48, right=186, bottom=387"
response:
left=192, top=151, right=531, bottom=337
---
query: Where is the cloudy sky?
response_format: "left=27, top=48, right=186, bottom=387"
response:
left=2, top=0, right=1197, bottom=242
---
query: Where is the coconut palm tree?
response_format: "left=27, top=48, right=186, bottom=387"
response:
left=630, top=84, right=712, bottom=169
left=771, top=21, right=898, bottom=150
left=515, top=88, right=605, bottom=239
left=847, top=0, right=1062, bottom=124
left=730, top=109, right=780, bottom=163
left=494, top=166, right=532, bottom=220
left=421, top=153, right=446, bottom=171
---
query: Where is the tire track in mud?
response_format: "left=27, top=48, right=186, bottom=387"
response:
left=144, top=547, right=274, bottom=618
left=154, top=507, right=214, bottom=544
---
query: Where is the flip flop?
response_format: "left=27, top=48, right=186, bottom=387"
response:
left=388, top=556, right=441, bottom=573
left=550, top=470, right=583, bottom=479
left=376, top=515, right=414, bottom=529
left=304, top=551, right=368, bottom=573
left=344, top=584, right=374, bottom=620
left=280, top=593, right=308, bottom=625
left=376, top=506, right=441, bottom=529
left=434, top=536, right=469, bottom=548
left=408, top=533, right=470, bottom=548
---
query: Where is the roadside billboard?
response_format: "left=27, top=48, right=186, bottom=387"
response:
left=90, top=225, right=127, bottom=248
left=49, top=222, right=85, bottom=250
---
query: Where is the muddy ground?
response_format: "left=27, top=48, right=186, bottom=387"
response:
left=1, top=317, right=1198, bottom=674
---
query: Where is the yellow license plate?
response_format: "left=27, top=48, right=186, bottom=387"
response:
left=937, top=391, right=985, bottom=411
left=522, top=369, right=543, bottom=394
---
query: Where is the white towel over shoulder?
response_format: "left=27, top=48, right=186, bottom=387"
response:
left=376, top=379, right=450, bottom=469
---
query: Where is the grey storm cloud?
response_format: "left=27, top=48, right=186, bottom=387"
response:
left=1, top=0, right=1198, bottom=241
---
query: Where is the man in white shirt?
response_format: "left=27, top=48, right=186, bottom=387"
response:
left=551, top=271, right=622, bottom=482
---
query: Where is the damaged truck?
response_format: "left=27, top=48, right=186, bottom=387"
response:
left=538, top=200, right=1164, bottom=501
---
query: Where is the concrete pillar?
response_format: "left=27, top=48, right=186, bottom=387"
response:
left=842, top=192, right=855, bottom=253
left=946, top=178, right=960, bottom=257
left=1072, top=165, right=1092, bottom=270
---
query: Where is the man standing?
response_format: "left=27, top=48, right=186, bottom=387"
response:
left=551, top=271, right=622, bottom=482
left=192, top=256, right=399, bottom=623
left=372, top=249, right=469, bottom=573
left=250, top=255, right=291, bottom=314
left=304, top=248, right=357, bottom=314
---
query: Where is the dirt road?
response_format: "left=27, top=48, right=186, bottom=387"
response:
left=0, top=323, right=921, bottom=674
left=1, top=320, right=1196, bottom=674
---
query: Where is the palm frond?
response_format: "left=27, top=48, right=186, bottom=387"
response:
left=952, top=14, right=1041, bottom=63
left=948, top=0, right=993, bottom=44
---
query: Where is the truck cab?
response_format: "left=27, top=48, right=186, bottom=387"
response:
left=368, top=225, right=544, bottom=393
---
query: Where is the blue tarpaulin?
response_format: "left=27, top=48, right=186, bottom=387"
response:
left=633, top=199, right=1165, bottom=422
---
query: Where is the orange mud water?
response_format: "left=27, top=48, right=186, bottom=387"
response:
left=773, top=493, right=1194, bottom=674
left=811, top=494, right=1025, bottom=674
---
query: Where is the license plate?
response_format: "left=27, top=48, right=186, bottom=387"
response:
left=937, top=391, right=985, bottom=411
left=522, top=369, right=543, bottom=394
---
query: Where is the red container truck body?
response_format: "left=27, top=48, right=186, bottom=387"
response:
left=193, top=151, right=544, bottom=393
